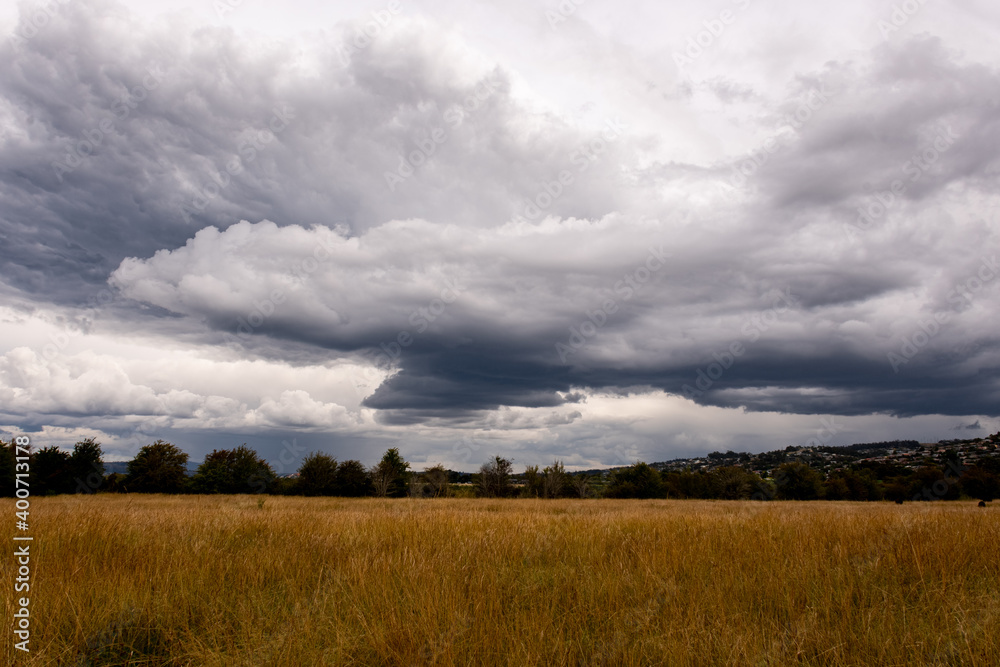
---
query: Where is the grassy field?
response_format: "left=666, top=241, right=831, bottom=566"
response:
left=2, top=496, right=998, bottom=666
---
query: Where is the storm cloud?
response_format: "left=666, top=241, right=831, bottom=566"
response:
left=1, top=0, right=998, bottom=468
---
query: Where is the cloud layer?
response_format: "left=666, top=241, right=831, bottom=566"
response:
left=2, top=0, right=999, bottom=466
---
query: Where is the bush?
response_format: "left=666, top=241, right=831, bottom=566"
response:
left=296, top=452, right=339, bottom=496
left=69, top=437, right=106, bottom=494
left=335, top=460, right=373, bottom=497
left=0, top=440, right=14, bottom=497
left=706, top=466, right=764, bottom=500
left=32, top=446, right=72, bottom=495
left=370, top=448, right=410, bottom=498
left=477, top=455, right=514, bottom=498
left=605, top=463, right=666, bottom=499
left=127, top=441, right=189, bottom=493
left=188, top=445, right=275, bottom=494
left=774, top=462, right=822, bottom=500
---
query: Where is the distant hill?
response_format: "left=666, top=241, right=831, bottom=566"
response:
left=103, top=461, right=201, bottom=476
left=558, top=434, right=999, bottom=479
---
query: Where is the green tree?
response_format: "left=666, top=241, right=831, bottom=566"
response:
left=825, top=469, right=882, bottom=501
left=370, top=448, right=410, bottom=498
left=605, top=462, right=666, bottom=499
left=822, top=475, right=851, bottom=500
left=883, top=477, right=910, bottom=503
left=708, top=466, right=763, bottom=500
left=570, top=473, right=591, bottom=499
left=909, top=465, right=961, bottom=501
left=521, top=464, right=543, bottom=498
left=663, top=469, right=711, bottom=498
left=296, top=452, right=338, bottom=496
left=69, top=437, right=105, bottom=493
left=103, top=473, right=129, bottom=493
left=774, top=462, right=822, bottom=500
left=422, top=464, right=450, bottom=498
left=476, top=455, right=514, bottom=498
left=189, top=445, right=275, bottom=494
left=335, top=460, right=373, bottom=496
left=542, top=460, right=569, bottom=498
left=126, top=440, right=189, bottom=493
left=0, top=440, right=15, bottom=497
left=961, top=464, right=1000, bottom=502
left=32, top=446, right=72, bottom=495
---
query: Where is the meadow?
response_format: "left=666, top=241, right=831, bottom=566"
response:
left=2, top=496, right=998, bottom=666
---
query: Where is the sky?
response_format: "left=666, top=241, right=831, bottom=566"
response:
left=1, top=0, right=998, bottom=472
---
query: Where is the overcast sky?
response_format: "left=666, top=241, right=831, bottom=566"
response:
left=1, top=0, right=998, bottom=471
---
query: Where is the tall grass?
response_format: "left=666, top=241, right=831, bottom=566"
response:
left=3, top=496, right=998, bottom=665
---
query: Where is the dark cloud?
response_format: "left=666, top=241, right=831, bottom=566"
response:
left=0, top=0, right=627, bottom=305
left=2, top=1, right=999, bottom=467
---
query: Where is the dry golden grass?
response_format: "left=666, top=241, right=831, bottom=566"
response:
left=2, top=496, right=998, bottom=666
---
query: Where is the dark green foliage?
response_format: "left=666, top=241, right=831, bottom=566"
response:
left=774, top=462, right=823, bottom=500
left=32, top=446, right=73, bottom=495
left=909, top=465, right=961, bottom=501
left=961, top=462, right=1000, bottom=502
left=541, top=460, right=569, bottom=498
left=823, top=469, right=883, bottom=501
left=605, top=463, right=667, bottom=499
left=127, top=440, right=189, bottom=493
left=69, top=437, right=105, bottom=493
left=103, top=473, right=129, bottom=493
left=662, top=469, right=712, bottom=499
left=521, top=465, right=543, bottom=498
left=706, top=466, right=764, bottom=500
left=296, top=452, right=339, bottom=496
left=370, top=447, right=410, bottom=498
left=0, top=440, right=14, bottom=497
left=854, top=460, right=909, bottom=480
left=269, top=476, right=298, bottom=495
left=336, top=459, right=373, bottom=497
left=476, top=455, right=514, bottom=498
left=420, top=464, right=450, bottom=498
left=569, top=473, right=591, bottom=498
left=883, top=478, right=910, bottom=503
left=188, top=445, right=275, bottom=494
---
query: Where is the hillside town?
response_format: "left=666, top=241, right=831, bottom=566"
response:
left=648, top=433, right=1000, bottom=477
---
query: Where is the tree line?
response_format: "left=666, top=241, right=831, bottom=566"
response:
left=2, top=439, right=998, bottom=502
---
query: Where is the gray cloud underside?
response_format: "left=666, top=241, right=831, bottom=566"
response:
left=3, top=2, right=999, bottom=423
